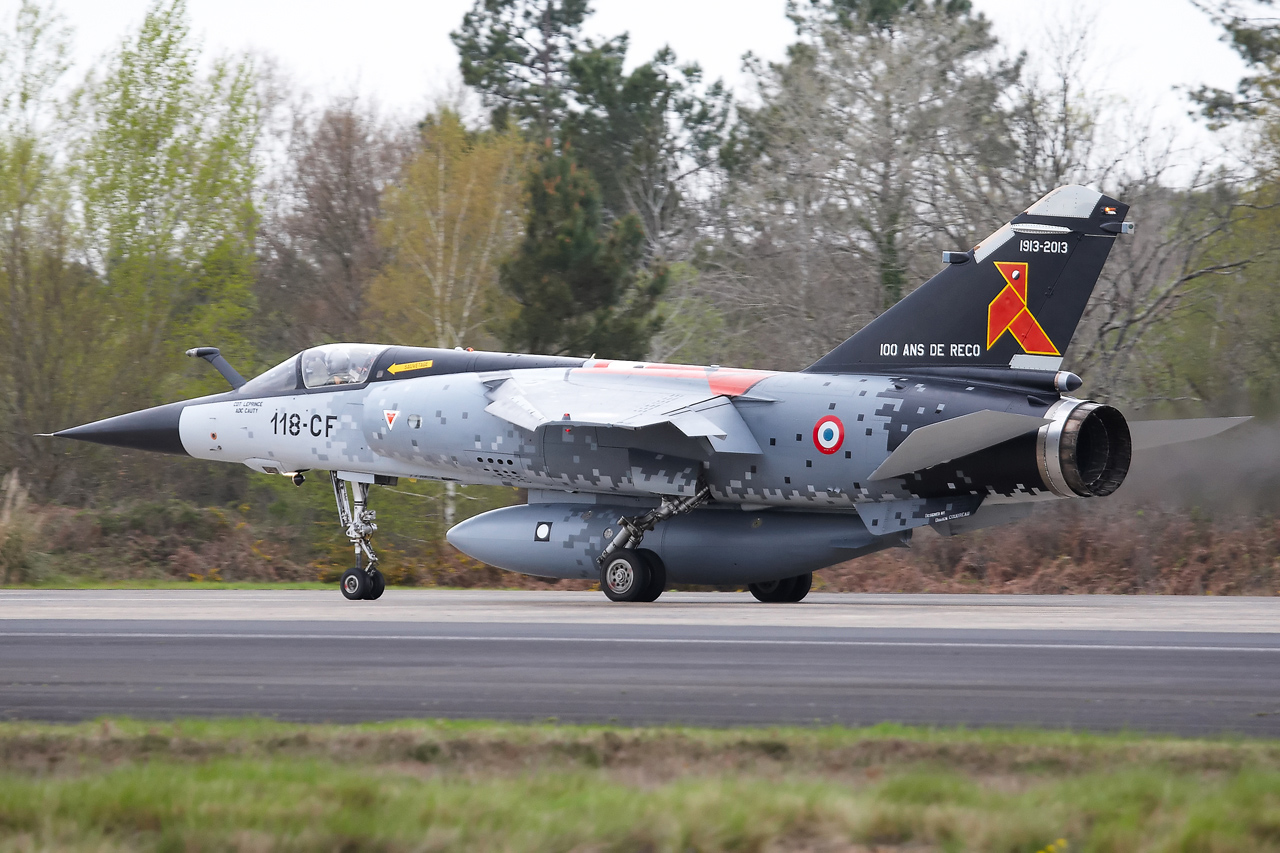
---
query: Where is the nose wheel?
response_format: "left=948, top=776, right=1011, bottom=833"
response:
left=367, top=568, right=386, bottom=599
left=332, top=473, right=386, bottom=601
left=340, top=567, right=367, bottom=600
left=339, top=565, right=386, bottom=601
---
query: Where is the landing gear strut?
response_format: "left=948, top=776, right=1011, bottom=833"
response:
left=595, top=486, right=708, bottom=603
left=332, top=473, right=385, bottom=601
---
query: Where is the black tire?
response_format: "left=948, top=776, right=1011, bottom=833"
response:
left=366, top=568, right=386, bottom=600
left=340, top=568, right=368, bottom=601
left=786, top=572, right=813, bottom=602
left=748, top=576, right=797, bottom=603
left=636, top=549, right=666, bottom=602
left=600, top=549, right=651, bottom=602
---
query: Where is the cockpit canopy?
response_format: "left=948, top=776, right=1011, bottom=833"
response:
left=239, top=344, right=388, bottom=395
left=301, top=344, right=384, bottom=388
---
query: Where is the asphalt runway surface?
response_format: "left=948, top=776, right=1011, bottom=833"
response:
left=3, top=590, right=1280, bottom=735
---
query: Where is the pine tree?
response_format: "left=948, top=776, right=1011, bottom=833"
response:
left=499, top=146, right=665, bottom=358
left=451, top=0, right=590, bottom=136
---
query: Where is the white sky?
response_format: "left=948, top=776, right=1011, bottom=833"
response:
left=28, top=0, right=1253, bottom=163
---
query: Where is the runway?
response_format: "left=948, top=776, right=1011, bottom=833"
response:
left=2, top=590, right=1280, bottom=735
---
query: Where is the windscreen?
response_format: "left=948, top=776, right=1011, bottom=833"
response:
left=301, top=343, right=385, bottom=388
left=239, top=356, right=299, bottom=395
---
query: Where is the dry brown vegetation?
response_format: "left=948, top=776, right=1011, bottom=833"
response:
left=6, top=495, right=1278, bottom=596
left=4, top=500, right=315, bottom=585
left=820, top=502, right=1280, bottom=596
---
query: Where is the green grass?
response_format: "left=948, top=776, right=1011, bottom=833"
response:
left=2, top=720, right=1280, bottom=850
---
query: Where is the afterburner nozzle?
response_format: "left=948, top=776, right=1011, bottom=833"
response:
left=51, top=400, right=189, bottom=456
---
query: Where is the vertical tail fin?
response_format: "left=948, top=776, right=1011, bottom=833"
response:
left=805, top=185, right=1131, bottom=375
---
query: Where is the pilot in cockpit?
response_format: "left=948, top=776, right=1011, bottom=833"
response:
left=300, top=343, right=380, bottom=389
left=325, top=349, right=354, bottom=385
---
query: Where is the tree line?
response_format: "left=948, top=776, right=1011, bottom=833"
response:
left=1, top=0, right=1278, bottom=505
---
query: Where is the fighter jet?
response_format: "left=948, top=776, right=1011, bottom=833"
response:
left=50, top=185, right=1246, bottom=603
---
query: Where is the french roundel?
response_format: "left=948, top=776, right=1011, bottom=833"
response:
left=813, top=415, right=844, bottom=454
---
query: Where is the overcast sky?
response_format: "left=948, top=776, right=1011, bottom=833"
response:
left=35, top=0, right=1252, bottom=162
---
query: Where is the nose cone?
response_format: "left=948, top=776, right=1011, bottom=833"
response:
left=53, top=400, right=189, bottom=455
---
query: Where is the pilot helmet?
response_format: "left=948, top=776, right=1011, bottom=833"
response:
left=327, top=349, right=351, bottom=375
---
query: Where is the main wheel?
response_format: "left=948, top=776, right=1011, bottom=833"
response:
left=786, top=572, right=813, bottom=602
left=600, top=549, right=652, bottom=602
left=636, top=549, right=666, bottom=602
left=365, top=568, right=386, bottom=600
left=748, top=576, right=797, bottom=603
left=340, top=568, right=368, bottom=601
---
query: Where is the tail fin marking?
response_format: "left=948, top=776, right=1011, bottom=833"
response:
left=805, top=185, right=1130, bottom=375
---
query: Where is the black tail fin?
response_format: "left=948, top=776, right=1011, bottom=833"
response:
left=805, top=185, right=1131, bottom=375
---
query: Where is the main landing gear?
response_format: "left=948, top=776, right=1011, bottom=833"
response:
left=748, top=573, right=812, bottom=603
left=595, top=487, right=709, bottom=603
left=332, top=473, right=385, bottom=601
left=601, top=548, right=666, bottom=603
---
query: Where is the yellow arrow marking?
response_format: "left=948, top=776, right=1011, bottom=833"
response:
left=387, top=359, right=433, bottom=375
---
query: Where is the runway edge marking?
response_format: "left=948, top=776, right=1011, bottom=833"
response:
left=1, top=632, right=1278, bottom=653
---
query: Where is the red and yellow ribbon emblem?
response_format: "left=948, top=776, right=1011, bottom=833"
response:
left=986, top=262, right=1059, bottom=356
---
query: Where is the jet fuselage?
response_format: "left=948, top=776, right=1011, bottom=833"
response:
left=177, top=360, right=1068, bottom=510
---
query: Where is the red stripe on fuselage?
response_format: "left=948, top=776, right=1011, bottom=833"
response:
left=578, top=361, right=774, bottom=397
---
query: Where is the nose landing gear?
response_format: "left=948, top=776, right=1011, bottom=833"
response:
left=332, top=473, right=386, bottom=601
left=339, top=564, right=385, bottom=600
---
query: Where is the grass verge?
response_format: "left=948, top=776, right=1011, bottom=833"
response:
left=1, top=719, right=1279, bottom=851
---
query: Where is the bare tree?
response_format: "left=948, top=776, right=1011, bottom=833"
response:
left=256, top=96, right=407, bottom=353
left=691, top=4, right=1265, bottom=403
left=361, top=109, right=529, bottom=525
left=698, top=4, right=1020, bottom=369
left=366, top=109, right=528, bottom=350
left=1005, top=20, right=1265, bottom=406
